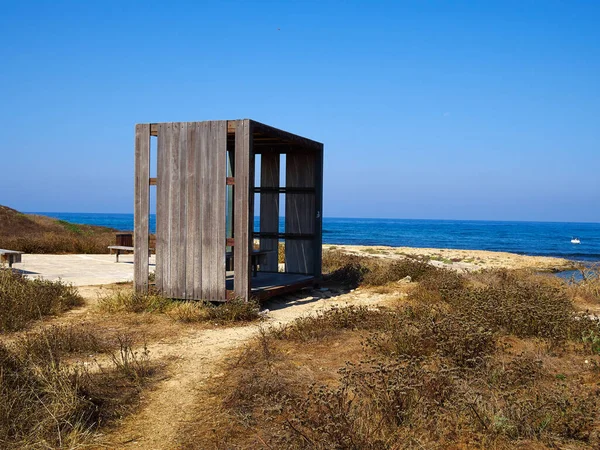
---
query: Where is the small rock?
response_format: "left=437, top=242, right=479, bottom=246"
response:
left=398, top=276, right=412, bottom=283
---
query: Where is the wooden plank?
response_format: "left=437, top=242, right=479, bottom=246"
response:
left=199, top=121, right=227, bottom=301
left=192, top=122, right=205, bottom=299
left=185, top=122, right=198, bottom=299
left=234, top=119, right=253, bottom=300
left=176, top=122, right=188, bottom=299
left=167, top=123, right=181, bottom=298
left=253, top=187, right=314, bottom=193
left=251, top=120, right=323, bottom=151
left=253, top=232, right=314, bottom=240
left=314, top=145, right=324, bottom=279
left=285, top=152, right=316, bottom=274
left=134, top=124, right=150, bottom=293
left=156, top=123, right=170, bottom=295
left=226, top=177, right=235, bottom=185
left=259, top=152, right=279, bottom=272
left=214, top=121, right=227, bottom=300
left=149, top=178, right=157, bottom=186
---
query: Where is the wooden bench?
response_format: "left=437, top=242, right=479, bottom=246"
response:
left=109, top=234, right=156, bottom=262
left=0, top=249, right=24, bottom=268
left=226, top=250, right=275, bottom=277
left=110, top=246, right=274, bottom=274
left=108, top=246, right=134, bottom=263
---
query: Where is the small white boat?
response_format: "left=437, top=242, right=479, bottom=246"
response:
left=571, top=238, right=581, bottom=244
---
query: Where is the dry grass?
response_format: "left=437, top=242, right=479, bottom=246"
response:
left=0, top=328, right=158, bottom=449
left=322, top=248, right=463, bottom=289
left=568, top=265, right=600, bottom=305
left=0, top=204, right=115, bottom=254
left=0, top=270, right=83, bottom=332
left=191, top=261, right=600, bottom=449
left=98, top=290, right=261, bottom=324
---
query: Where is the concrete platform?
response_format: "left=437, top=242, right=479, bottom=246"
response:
left=9, top=254, right=155, bottom=286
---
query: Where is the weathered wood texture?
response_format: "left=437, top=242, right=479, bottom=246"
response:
left=285, top=152, right=316, bottom=274
left=313, top=145, right=324, bottom=278
left=137, top=119, right=322, bottom=301
left=134, top=124, right=150, bottom=292
left=154, top=121, right=227, bottom=301
left=233, top=120, right=253, bottom=299
left=259, top=152, right=280, bottom=271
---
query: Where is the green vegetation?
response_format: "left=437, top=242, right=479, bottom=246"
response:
left=0, top=270, right=83, bottom=332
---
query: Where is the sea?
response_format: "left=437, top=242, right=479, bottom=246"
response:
left=30, top=212, right=600, bottom=264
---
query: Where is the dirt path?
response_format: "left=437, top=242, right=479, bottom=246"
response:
left=99, top=288, right=395, bottom=449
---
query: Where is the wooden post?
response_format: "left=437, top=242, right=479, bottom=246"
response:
left=260, top=152, right=280, bottom=271
left=234, top=119, right=253, bottom=300
left=134, top=124, right=151, bottom=292
left=285, top=152, right=316, bottom=274
left=314, top=145, right=324, bottom=279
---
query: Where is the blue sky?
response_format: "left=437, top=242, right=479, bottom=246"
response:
left=1, top=0, right=598, bottom=222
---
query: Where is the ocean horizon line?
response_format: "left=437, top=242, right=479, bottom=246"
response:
left=25, top=211, right=600, bottom=226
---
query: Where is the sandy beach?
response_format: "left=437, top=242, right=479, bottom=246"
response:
left=326, top=244, right=579, bottom=273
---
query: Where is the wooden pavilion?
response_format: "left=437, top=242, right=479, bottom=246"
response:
left=133, top=119, right=324, bottom=302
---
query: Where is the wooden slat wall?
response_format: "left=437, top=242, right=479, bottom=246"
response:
left=155, top=123, right=170, bottom=294
left=259, top=153, right=280, bottom=271
left=155, top=121, right=227, bottom=301
left=185, top=122, right=198, bottom=299
left=314, top=145, right=324, bottom=278
left=201, top=121, right=227, bottom=300
left=234, top=119, right=253, bottom=299
left=134, top=124, right=150, bottom=292
left=285, top=152, right=316, bottom=274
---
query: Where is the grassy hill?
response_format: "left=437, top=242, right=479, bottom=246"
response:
left=0, top=205, right=116, bottom=253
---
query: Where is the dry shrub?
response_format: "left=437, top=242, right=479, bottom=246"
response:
left=13, top=324, right=109, bottom=365
left=272, top=305, right=386, bottom=342
left=568, top=265, right=600, bottom=304
left=211, top=267, right=600, bottom=449
left=282, top=359, right=458, bottom=448
left=108, top=335, right=153, bottom=383
left=0, top=329, right=159, bottom=448
left=97, top=290, right=173, bottom=313
left=167, top=301, right=210, bottom=322
left=98, top=290, right=260, bottom=324
left=0, top=343, right=97, bottom=448
left=0, top=206, right=115, bottom=254
left=0, top=270, right=83, bottom=332
left=205, top=298, right=261, bottom=323
left=0, top=232, right=113, bottom=254
left=446, top=270, right=577, bottom=342
left=322, top=249, right=449, bottom=288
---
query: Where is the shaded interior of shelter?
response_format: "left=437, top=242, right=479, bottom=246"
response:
left=225, top=121, right=323, bottom=300
left=226, top=273, right=316, bottom=300
left=135, top=120, right=324, bottom=302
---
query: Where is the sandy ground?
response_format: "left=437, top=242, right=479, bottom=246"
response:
left=11, top=253, right=155, bottom=286
left=328, top=244, right=578, bottom=272
left=8, top=246, right=576, bottom=289
left=84, top=285, right=394, bottom=448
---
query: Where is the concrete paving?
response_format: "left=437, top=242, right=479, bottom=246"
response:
left=9, top=254, right=156, bottom=286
